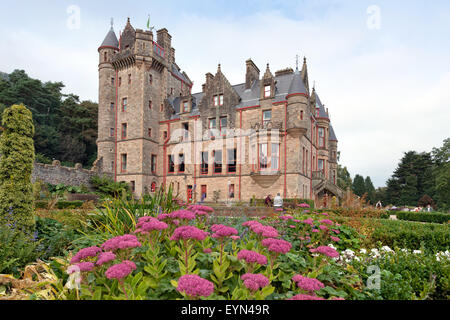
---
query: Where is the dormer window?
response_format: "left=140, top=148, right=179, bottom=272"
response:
left=264, top=85, right=271, bottom=98
left=182, top=101, right=189, bottom=113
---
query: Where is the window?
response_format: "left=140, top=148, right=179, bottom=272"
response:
left=214, top=150, right=222, bottom=174
left=213, top=94, right=224, bottom=107
left=201, top=185, right=207, bottom=200
left=111, top=77, right=115, bottom=86
left=251, top=144, right=257, bottom=172
left=122, top=98, right=127, bottom=112
left=119, top=77, right=122, bottom=87
left=300, top=110, right=304, bottom=120
left=263, top=110, right=272, bottom=125
left=149, top=100, right=152, bottom=110
left=264, top=85, right=271, bottom=98
left=182, top=101, right=189, bottom=113
left=111, top=161, right=114, bottom=171
left=121, top=154, right=127, bottom=172
left=229, top=184, right=235, bottom=199
left=121, top=123, right=127, bottom=139
left=302, top=147, right=306, bottom=174
left=318, top=159, right=324, bottom=173
left=227, top=149, right=237, bottom=173
left=271, top=143, right=280, bottom=171
left=148, top=128, right=152, bottom=138
left=149, top=74, right=153, bottom=85
left=110, top=102, right=115, bottom=111
left=130, top=181, right=135, bottom=192
left=178, top=154, right=185, bottom=173
left=182, top=123, right=189, bottom=140
left=163, top=131, right=168, bottom=139
left=318, top=128, right=325, bottom=148
left=209, top=118, right=217, bottom=138
left=151, top=155, right=157, bottom=173
left=316, top=108, right=320, bottom=117
left=168, top=155, right=175, bottom=173
left=151, top=182, right=156, bottom=193
left=104, top=52, right=108, bottom=62
left=201, top=152, right=209, bottom=175
left=220, top=117, right=227, bottom=136
left=128, top=74, right=131, bottom=84
left=110, top=128, right=114, bottom=137
left=259, top=144, right=268, bottom=170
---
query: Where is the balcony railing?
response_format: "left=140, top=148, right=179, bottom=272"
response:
left=313, top=171, right=326, bottom=180
left=153, top=42, right=165, bottom=58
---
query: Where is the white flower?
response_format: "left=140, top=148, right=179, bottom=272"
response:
left=413, top=250, right=422, bottom=254
left=381, top=246, right=393, bottom=253
left=401, top=249, right=409, bottom=253
left=328, top=244, right=337, bottom=250
left=360, top=249, right=367, bottom=254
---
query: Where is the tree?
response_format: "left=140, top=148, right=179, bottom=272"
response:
left=352, top=174, right=366, bottom=197
left=337, top=165, right=352, bottom=190
left=0, top=104, right=35, bottom=236
left=364, top=176, right=376, bottom=204
left=432, top=138, right=450, bottom=210
left=418, top=194, right=436, bottom=209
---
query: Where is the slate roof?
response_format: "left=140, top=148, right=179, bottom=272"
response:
left=329, top=125, right=338, bottom=141
left=100, top=28, right=119, bottom=48
left=172, top=64, right=192, bottom=86
left=314, top=91, right=329, bottom=119
left=288, top=70, right=308, bottom=96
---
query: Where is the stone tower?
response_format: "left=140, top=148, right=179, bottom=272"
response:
left=97, top=18, right=192, bottom=195
left=98, top=23, right=119, bottom=175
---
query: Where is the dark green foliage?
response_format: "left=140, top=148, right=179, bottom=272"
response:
left=370, top=220, right=449, bottom=252
left=0, top=70, right=98, bottom=167
left=352, top=174, right=366, bottom=197
left=337, top=165, right=352, bottom=190
left=364, top=176, right=376, bottom=204
left=0, top=104, right=35, bottom=235
left=396, top=211, right=450, bottom=224
left=35, top=200, right=84, bottom=210
left=351, top=251, right=449, bottom=300
left=431, top=139, right=450, bottom=211
left=0, top=224, right=39, bottom=275
left=90, top=175, right=130, bottom=198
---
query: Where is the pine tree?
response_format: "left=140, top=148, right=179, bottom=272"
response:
left=0, top=104, right=35, bottom=236
left=352, top=175, right=366, bottom=197
left=364, top=176, right=376, bottom=204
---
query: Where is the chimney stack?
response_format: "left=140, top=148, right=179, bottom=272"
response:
left=245, top=59, right=260, bottom=89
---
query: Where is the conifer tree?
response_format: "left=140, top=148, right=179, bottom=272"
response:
left=0, top=104, right=35, bottom=236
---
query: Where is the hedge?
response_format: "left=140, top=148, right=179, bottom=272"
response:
left=370, top=219, right=450, bottom=252
left=394, top=211, right=450, bottom=224
left=249, top=198, right=315, bottom=209
left=35, top=201, right=84, bottom=210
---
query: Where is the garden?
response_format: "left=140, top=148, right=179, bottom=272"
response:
left=0, top=105, right=449, bottom=301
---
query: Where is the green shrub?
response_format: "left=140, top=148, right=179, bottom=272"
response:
left=0, top=104, right=35, bottom=236
left=0, top=224, right=39, bottom=275
left=351, top=250, right=449, bottom=300
left=35, top=200, right=84, bottom=210
left=370, top=220, right=450, bottom=252
left=90, top=175, right=130, bottom=198
left=395, top=211, right=450, bottom=224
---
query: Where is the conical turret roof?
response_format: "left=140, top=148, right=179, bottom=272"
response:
left=288, top=70, right=308, bottom=96
left=100, top=27, right=119, bottom=49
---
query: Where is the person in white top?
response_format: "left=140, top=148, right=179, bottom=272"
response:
left=273, top=193, right=283, bottom=209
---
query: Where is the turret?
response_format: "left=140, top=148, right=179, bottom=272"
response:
left=286, top=67, right=309, bottom=137
left=97, top=23, right=119, bottom=174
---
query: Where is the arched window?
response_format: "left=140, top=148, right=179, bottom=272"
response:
left=104, top=52, right=108, bottom=62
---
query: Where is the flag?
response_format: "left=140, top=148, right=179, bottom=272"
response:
left=147, top=15, right=150, bottom=30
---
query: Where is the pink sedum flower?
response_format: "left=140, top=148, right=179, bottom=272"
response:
left=70, top=246, right=102, bottom=264
left=101, top=235, right=141, bottom=252
left=241, top=273, right=269, bottom=291
left=320, top=219, right=334, bottom=226
left=170, top=226, right=209, bottom=242
left=203, top=248, right=212, bottom=254
left=96, top=252, right=116, bottom=266
left=287, top=294, right=325, bottom=300
left=330, top=236, right=340, bottom=242
left=237, top=250, right=268, bottom=265
left=171, top=210, right=196, bottom=221
left=177, top=274, right=214, bottom=298
left=292, top=275, right=325, bottom=292
left=252, top=225, right=279, bottom=238
left=68, top=262, right=95, bottom=274
left=298, top=203, right=310, bottom=208
left=332, top=229, right=341, bottom=234
left=230, top=236, right=241, bottom=241
left=105, top=260, right=136, bottom=280
left=310, top=246, right=340, bottom=258
left=302, top=218, right=314, bottom=226
left=211, top=224, right=238, bottom=239
left=261, top=238, right=292, bottom=254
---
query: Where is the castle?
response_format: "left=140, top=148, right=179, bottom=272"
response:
left=97, top=18, right=343, bottom=204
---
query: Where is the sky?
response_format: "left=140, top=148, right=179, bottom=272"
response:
left=0, top=0, right=449, bottom=188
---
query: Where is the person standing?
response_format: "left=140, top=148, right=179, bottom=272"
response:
left=274, top=193, right=283, bottom=209
left=264, top=195, right=273, bottom=207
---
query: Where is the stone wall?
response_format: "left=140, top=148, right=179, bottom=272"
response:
left=32, top=158, right=112, bottom=188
